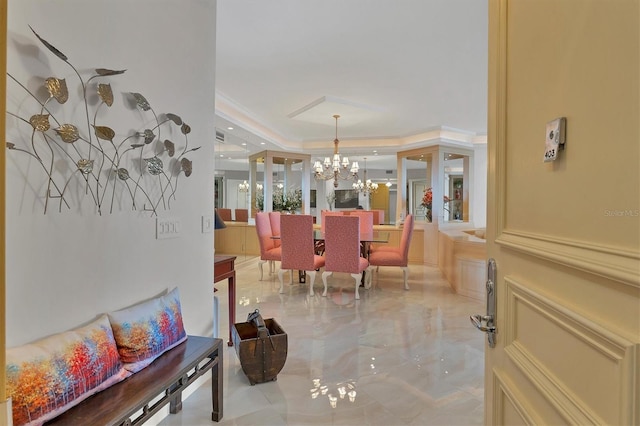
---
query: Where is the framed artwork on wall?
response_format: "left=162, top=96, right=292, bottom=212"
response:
left=334, top=189, right=359, bottom=208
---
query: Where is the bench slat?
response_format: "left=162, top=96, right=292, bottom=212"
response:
left=45, top=335, right=223, bottom=425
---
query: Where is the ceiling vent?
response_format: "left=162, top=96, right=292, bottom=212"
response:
left=386, top=170, right=393, bottom=174
left=215, top=130, right=225, bottom=143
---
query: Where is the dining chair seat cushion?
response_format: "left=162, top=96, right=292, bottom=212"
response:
left=263, top=246, right=282, bottom=260
left=355, top=256, right=369, bottom=273
left=368, top=247, right=403, bottom=266
left=311, top=254, right=326, bottom=270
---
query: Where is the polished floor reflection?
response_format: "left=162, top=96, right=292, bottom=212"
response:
left=159, top=257, right=485, bottom=426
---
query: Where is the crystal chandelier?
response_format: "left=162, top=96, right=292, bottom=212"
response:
left=313, top=115, right=359, bottom=188
left=352, top=157, right=378, bottom=196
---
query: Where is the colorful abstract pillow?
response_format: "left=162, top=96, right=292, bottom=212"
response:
left=108, top=287, right=187, bottom=373
left=6, top=315, right=130, bottom=426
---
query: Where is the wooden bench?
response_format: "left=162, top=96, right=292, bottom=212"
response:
left=46, top=335, right=224, bottom=425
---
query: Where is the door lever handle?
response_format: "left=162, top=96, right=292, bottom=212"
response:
left=470, top=258, right=497, bottom=348
left=470, top=314, right=495, bottom=333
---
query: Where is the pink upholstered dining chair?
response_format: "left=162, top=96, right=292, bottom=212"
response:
left=215, top=208, right=232, bottom=222
left=368, top=214, right=414, bottom=290
left=321, top=216, right=371, bottom=300
left=320, top=210, right=343, bottom=232
left=348, top=211, right=374, bottom=235
left=268, top=211, right=282, bottom=248
left=278, top=215, right=325, bottom=295
left=255, top=212, right=282, bottom=280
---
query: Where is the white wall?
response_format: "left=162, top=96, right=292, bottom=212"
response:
left=6, top=0, right=216, bottom=346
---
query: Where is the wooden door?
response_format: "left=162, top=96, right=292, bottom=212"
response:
left=483, top=1, right=639, bottom=425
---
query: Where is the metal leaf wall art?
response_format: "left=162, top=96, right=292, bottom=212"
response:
left=5, top=27, right=200, bottom=215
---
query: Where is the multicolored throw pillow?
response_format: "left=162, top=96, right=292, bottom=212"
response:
left=6, top=314, right=130, bottom=426
left=108, top=287, right=187, bottom=373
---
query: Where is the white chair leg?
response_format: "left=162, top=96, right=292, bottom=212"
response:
left=278, top=269, right=288, bottom=293
left=402, top=266, right=409, bottom=290
left=258, top=260, right=266, bottom=280
left=364, top=266, right=374, bottom=290
left=321, top=271, right=332, bottom=297
left=352, top=273, right=362, bottom=299
left=307, top=270, right=317, bottom=296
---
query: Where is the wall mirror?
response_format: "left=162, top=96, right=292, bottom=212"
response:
left=397, top=145, right=473, bottom=225
left=443, top=152, right=470, bottom=222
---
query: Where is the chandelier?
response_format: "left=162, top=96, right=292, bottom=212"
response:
left=313, top=115, right=359, bottom=188
left=238, top=180, right=250, bottom=192
left=352, top=157, right=378, bottom=196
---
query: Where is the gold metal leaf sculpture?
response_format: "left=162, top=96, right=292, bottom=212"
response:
left=95, top=68, right=126, bottom=76
left=164, top=140, right=175, bottom=157
left=144, top=156, right=163, bottom=176
left=97, top=83, right=114, bottom=107
left=45, top=77, right=69, bottom=104
left=77, top=159, right=94, bottom=174
left=142, top=129, right=155, bottom=144
left=55, top=124, right=80, bottom=143
left=93, top=125, right=115, bottom=141
left=29, top=114, right=50, bottom=132
left=165, top=113, right=182, bottom=125
left=29, top=26, right=68, bottom=61
left=117, top=168, right=130, bottom=180
left=131, top=93, right=151, bottom=111
left=181, top=123, right=191, bottom=135
left=181, top=158, right=193, bottom=177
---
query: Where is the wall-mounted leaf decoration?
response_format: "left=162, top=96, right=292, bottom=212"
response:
left=45, top=78, right=68, bottom=104
left=95, top=68, right=126, bottom=76
left=30, top=114, right=50, bottom=132
left=117, top=168, right=130, bottom=180
left=29, top=26, right=68, bottom=61
left=142, top=129, right=155, bottom=144
left=131, top=93, right=151, bottom=111
left=165, top=113, right=182, bottom=125
left=8, top=28, right=201, bottom=216
left=92, top=125, right=115, bottom=141
left=181, top=158, right=193, bottom=177
left=77, top=159, right=94, bottom=174
left=164, top=140, right=175, bottom=157
left=97, top=83, right=114, bottom=107
left=144, top=156, right=163, bottom=176
left=55, top=124, right=79, bottom=143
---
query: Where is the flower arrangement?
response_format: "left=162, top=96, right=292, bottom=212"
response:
left=274, top=187, right=302, bottom=212
left=255, top=186, right=302, bottom=212
left=420, top=187, right=450, bottom=222
left=326, top=191, right=336, bottom=210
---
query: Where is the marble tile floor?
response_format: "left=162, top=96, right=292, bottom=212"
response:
left=159, top=256, right=486, bottom=426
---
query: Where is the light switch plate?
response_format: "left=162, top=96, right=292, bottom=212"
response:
left=543, top=117, right=566, bottom=162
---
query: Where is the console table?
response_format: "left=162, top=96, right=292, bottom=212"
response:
left=214, top=255, right=236, bottom=346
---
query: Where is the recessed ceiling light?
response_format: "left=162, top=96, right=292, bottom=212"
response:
left=227, top=127, right=234, bottom=130
left=373, top=150, right=377, bottom=153
left=219, top=154, right=224, bottom=157
left=241, top=142, right=247, bottom=146
left=260, top=142, right=266, bottom=145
